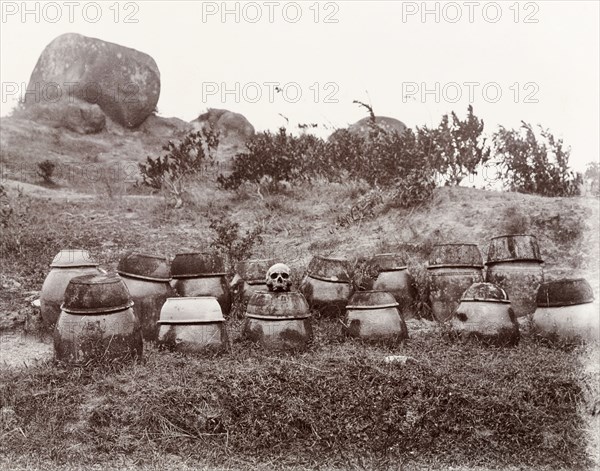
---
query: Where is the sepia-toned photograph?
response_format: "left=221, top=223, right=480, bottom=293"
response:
left=0, top=1, right=598, bottom=470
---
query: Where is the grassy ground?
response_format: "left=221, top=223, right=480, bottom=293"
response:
left=0, top=324, right=595, bottom=471
left=1, top=116, right=599, bottom=469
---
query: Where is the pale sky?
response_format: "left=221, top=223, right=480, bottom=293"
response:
left=1, top=1, right=598, bottom=170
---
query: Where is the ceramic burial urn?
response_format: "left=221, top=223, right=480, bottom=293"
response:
left=450, top=282, right=520, bottom=346
left=427, top=244, right=484, bottom=322
left=117, top=252, right=174, bottom=342
left=242, top=291, right=313, bottom=351
left=533, top=278, right=598, bottom=343
left=234, top=258, right=277, bottom=300
left=157, top=297, right=228, bottom=353
left=171, top=252, right=232, bottom=315
left=343, top=290, right=409, bottom=342
left=485, top=234, right=544, bottom=318
left=300, top=255, right=354, bottom=317
left=370, top=253, right=416, bottom=319
left=54, top=273, right=142, bottom=365
left=40, top=249, right=103, bottom=326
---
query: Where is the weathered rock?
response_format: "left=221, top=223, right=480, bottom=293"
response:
left=20, top=99, right=105, bottom=134
left=25, top=33, right=160, bottom=128
left=348, top=116, right=408, bottom=138
left=139, top=114, right=192, bottom=138
left=191, top=108, right=255, bottom=146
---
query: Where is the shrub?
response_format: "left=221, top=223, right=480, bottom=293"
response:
left=217, top=128, right=325, bottom=191
left=139, top=127, right=219, bottom=208
left=424, top=105, right=491, bottom=186
left=37, top=159, right=56, bottom=185
left=492, top=122, right=582, bottom=197
left=209, top=217, right=263, bottom=271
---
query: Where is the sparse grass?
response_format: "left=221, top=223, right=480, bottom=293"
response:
left=0, top=331, right=592, bottom=470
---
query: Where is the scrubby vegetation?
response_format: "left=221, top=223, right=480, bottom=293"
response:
left=138, top=125, right=220, bottom=208
left=36, top=159, right=56, bottom=185
left=493, top=122, right=582, bottom=197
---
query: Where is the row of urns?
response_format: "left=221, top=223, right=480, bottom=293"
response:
left=50, top=269, right=598, bottom=365
left=40, top=233, right=546, bottom=327
left=48, top=269, right=410, bottom=364
left=41, top=234, right=598, bottom=363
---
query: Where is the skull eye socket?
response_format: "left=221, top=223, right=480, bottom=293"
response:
left=280, top=273, right=289, bottom=279
left=270, top=273, right=279, bottom=279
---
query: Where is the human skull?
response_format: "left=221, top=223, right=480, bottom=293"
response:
left=266, top=263, right=292, bottom=292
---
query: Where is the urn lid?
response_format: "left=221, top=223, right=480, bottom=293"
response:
left=536, top=278, right=594, bottom=307
left=460, top=282, right=510, bottom=304
left=307, top=255, right=352, bottom=283
left=235, top=258, right=277, bottom=284
left=245, top=291, right=310, bottom=319
left=171, top=252, right=227, bottom=278
left=486, top=234, right=543, bottom=265
left=50, top=249, right=98, bottom=268
left=428, top=244, right=483, bottom=269
left=61, top=273, right=133, bottom=314
left=346, top=290, right=399, bottom=310
left=370, top=253, right=407, bottom=271
left=157, top=297, right=225, bottom=324
left=117, top=252, right=171, bottom=281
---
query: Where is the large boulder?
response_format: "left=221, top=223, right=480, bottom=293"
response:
left=191, top=108, right=255, bottom=149
left=17, top=99, right=105, bottom=134
left=25, top=33, right=160, bottom=128
left=348, top=116, right=408, bottom=138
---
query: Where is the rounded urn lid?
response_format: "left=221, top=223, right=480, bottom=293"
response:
left=117, top=252, right=171, bottom=281
left=428, top=244, right=483, bottom=269
left=307, top=255, right=352, bottom=282
left=370, top=253, right=407, bottom=271
left=486, top=234, right=543, bottom=265
left=460, top=282, right=510, bottom=304
left=50, top=249, right=98, bottom=268
left=536, top=278, right=594, bottom=307
left=61, top=273, right=133, bottom=314
left=346, top=290, right=399, bottom=310
left=245, top=291, right=310, bottom=319
left=171, top=252, right=227, bottom=278
left=158, top=297, right=225, bottom=324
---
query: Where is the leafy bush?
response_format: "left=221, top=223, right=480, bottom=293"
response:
left=36, top=159, right=56, bottom=185
left=219, top=106, right=437, bottom=209
left=139, top=127, right=219, bottom=208
left=217, top=128, right=325, bottom=190
left=493, top=122, right=582, bottom=197
left=209, top=217, right=263, bottom=271
left=424, top=105, right=491, bottom=186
